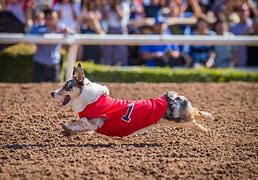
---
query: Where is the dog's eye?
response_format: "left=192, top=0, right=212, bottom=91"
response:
left=175, top=97, right=180, bottom=101
left=64, top=80, right=74, bottom=91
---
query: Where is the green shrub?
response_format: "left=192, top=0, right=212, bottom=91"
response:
left=81, top=61, right=258, bottom=83
left=1, top=43, right=257, bottom=83
left=0, top=43, right=35, bottom=82
left=0, top=43, right=66, bottom=82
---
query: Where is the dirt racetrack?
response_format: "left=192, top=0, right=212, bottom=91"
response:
left=0, top=82, right=257, bottom=179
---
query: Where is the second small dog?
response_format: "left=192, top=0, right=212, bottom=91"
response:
left=51, top=64, right=212, bottom=137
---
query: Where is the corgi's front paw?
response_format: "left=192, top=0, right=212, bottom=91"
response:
left=62, top=123, right=76, bottom=135
left=61, top=122, right=89, bottom=135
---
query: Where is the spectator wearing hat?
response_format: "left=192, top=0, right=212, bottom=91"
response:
left=140, top=16, right=182, bottom=67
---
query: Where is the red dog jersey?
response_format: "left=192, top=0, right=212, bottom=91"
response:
left=78, top=94, right=168, bottom=137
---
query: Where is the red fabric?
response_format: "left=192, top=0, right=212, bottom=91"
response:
left=79, top=94, right=168, bottom=137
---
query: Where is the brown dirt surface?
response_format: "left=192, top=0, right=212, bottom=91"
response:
left=0, top=82, right=258, bottom=179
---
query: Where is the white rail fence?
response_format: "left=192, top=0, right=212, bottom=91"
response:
left=1, top=33, right=258, bottom=80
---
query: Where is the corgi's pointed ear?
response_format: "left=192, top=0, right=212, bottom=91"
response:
left=72, top=66, right=76, bottom=76
left=73, top=63, right=85, bottom=84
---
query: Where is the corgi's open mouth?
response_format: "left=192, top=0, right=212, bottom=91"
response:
left=62, top=95, right=71, bottom=106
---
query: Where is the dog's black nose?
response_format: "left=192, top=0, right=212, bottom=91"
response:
left=51, top=92, right=55, bottom=97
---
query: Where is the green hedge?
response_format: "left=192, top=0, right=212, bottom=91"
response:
left=1, top=43, right=258, bottom=83
left=0, top=43, right=66, bottom=82
left=0, top=43, right=35, bottom=82
left=81, top=62, right=258, bottom=83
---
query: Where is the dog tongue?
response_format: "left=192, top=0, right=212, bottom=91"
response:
left=62, top=95, right=71, bottom=106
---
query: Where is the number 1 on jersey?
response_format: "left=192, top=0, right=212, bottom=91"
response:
left=122, top=103, right=134, bottom=122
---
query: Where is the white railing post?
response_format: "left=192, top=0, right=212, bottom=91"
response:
left=66, top=43, right=79, bottom=80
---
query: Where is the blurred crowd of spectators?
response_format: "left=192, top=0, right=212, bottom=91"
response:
left=0, top=0, right=258, bottom=69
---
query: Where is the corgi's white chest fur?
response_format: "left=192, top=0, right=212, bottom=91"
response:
left=71, top=78, right=109, bottom=113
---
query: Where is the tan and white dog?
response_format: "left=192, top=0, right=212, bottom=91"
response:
left=51, top=64, right=212, bottom=137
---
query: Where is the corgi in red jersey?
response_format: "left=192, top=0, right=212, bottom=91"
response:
left=51, top=64, right=212, bottom=137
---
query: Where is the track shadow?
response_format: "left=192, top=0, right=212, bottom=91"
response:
left=3, top=143, right=48, bottom=150
left=121, top=143, right=161, bottom=148
left=2, top=142, right=161, bottom=150
left=61, top=143, right=161, bottom=148
left=61, top=143, right=115, bottom=148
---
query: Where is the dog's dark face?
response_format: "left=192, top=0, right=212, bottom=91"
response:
left=51, top=63, right=85, bottom=106
left=51, top=78, right=82, bottom=106
left=165, top=91, right=194, bottom=122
